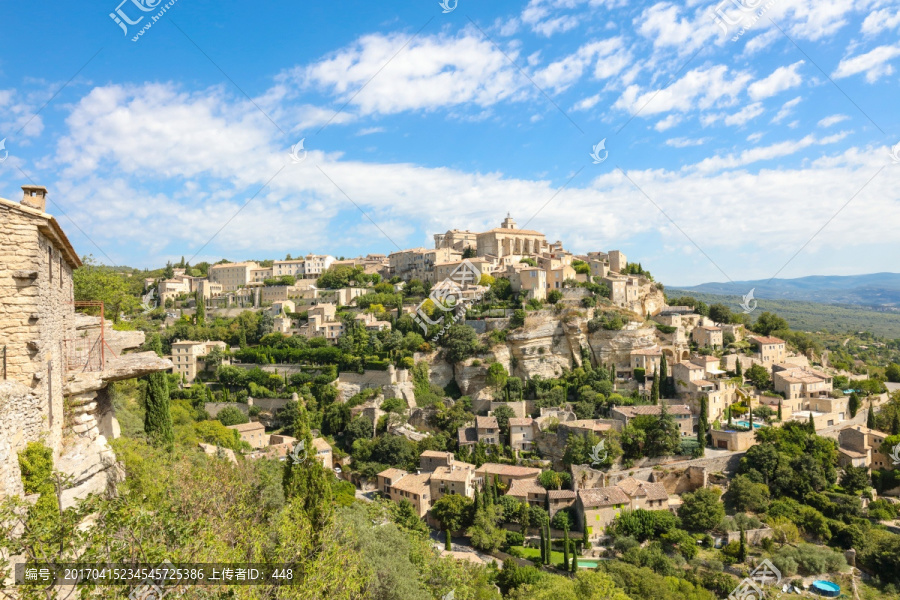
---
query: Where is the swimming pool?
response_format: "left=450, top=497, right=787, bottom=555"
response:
left=810, top=580, right=840, bottom=597
left=734, top=420, right=763, bottom=429
left=577, top=559, right=600, bottom=568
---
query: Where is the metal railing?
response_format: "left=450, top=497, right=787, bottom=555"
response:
left=63, top=301, right=117, bottom=375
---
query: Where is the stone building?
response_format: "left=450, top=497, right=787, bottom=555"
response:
left=0, top=186, right=80, bottom=467
left=475, top=215, right=548, bottom=258
left=170, top=339, right=228, bottom=383
left=1, top=185, right=171, bottom=505
left=208, top=261, right=260, bottom=292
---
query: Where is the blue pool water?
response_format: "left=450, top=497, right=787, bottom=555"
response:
left=810, top=580, right=840, bottom=597
left=734, top=420, right=763, bottom=429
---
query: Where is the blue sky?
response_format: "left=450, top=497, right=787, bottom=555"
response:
left=1, top=0, right=898, bottom=285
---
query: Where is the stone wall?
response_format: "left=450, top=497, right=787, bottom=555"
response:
left=0, top=381, right=42, bottom=500
left=249, top=397, right=292, bottom=412
left=205, top=402, right=250, bottom=418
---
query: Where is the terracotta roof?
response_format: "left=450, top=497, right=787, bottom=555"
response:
left=421, top=450, right=454, bottom=458
left=509, top=418, right=534, bottom=427
left=578, top=487, right=630, bottom=507
left=838, top=447, right=867, bottom=459
left=312, top=438, right=331, bottom=451
left=431, top=465, right=472, bottom=483
left=565, top=419, right=613, bottom=432
left=479, top=227, right=546, bottom=236
left=227, top=422, right=265, bottom=432
left=458, top=427, right=477, bottom=444
left=477, top=415, right=499, bottom=429
left=506, top=478, right=547, bottom=498
left=378, top=468, right=408, bottom=481
left=391, top=472, right=431, bottom=494
left=749, top=335, right=785, bottom=345
left=616, top=477, right=668, bottom=502
left=697, top=326, right=722, bottom=331
left=677, top=362, right=704, bottom=370
left=476, top=463, right=542, bottom=478
left=547, top=489, right=577, bottom=500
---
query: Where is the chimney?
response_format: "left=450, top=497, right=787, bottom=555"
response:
left=21, top=186, right=48, bottom=212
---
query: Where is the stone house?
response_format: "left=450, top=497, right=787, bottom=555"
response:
left=839, top=425, right=892, bottom=470
left=475, top=215, right=548, bottom=258
left=475, top=463, right=542, bottom=489
left=208, top=261, right=260, bottom=292
left=508, top=417, right=535, bottom=452
left=608, top=250, right=627, bottom=273
left=0, top=186, right=81, bottom=493
left=505, top=477, right=547, bottom=507
left=748, top=335, right=786, bottom=364
left=429, top=462, right=477, bottom=503
left=710, top=428, right=756, bottom=452
left=630, top=346, right=662, bottom=377
left=547, top=489, right=576, bottom=517
left=576, top=476, right=671, bottom=540
left=227, top=421, right=267, bottom=449
left=773, top=365, right=833, bottom=402
left=170, top=339, right=227, bottom=383
left=673, top=361, right=705, bottom=393
left=384, top=470, right=432, bottom=518
left=692, top=326, right=723, bottom=348
left=457, top=415, right=501, bottom=448
left=610, top=404, right=695, bottom=437
left=312, top=437, right=333, bottom=469
left=506, top=263, right=547, bottom=301
left=419, top=450, right=457, bottom=472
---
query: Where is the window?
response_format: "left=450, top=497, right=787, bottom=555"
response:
left=48, top=246, right=53, bottom=282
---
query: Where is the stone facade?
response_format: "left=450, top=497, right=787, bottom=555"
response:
left=0, top=188, right=80, bottom=498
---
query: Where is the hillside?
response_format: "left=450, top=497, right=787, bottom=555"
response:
left=675, top=272, right=900, bottom=309
left=667, top=288, right=900, bottom=338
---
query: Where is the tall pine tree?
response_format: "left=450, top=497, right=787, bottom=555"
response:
left=563, top=525, right=570, bottom=570
left=777, top=400, right=783, bottom=421
left=867, top=402, right=876, bottom=429
left=195, top=292, right=206, bottom=327
left=849, top=392, right=860, bottom=418
left=659, top=353, right=669, bottom=397
left=698, top=396, right=709, bottom=449
left=650, top=374, right=660, bottom=404
left=539, top=523, right=546, bottom=564
left=807, top=412, right=816, bottom=434
left=143, top=371, right=174, bottom=447
left=283, top=402, right=334, bottom=545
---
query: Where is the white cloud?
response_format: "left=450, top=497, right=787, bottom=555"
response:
left=818, top=114, right=849, bottom=127
left=288, top=32, right=524, bottom=116
left=861, top=8, right=900, bottom=35
left=833, top=44, right=900, bottom=82
left=665, top=137, right=709, bottom=147
left=356, top=126, right=386, bottom=136
left=691, top=132, right=849, bottom=173
left=772, top=96, right=802, bottom=123
left=725, top=102, right=765, bottom=126
left=636, top=2, right=719, bottom=53
left=533, top=38, right=627, bottom=92
left=655, top=114, right=681, bottom=131
left=614, top=66, right=752, bottom=117
left=748, top=61, right=805, bottom=100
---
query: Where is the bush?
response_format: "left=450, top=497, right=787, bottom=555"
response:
left=775, top=543, right=847, bottom=576
left=506, top=531, right=525, bottom=547
left=217, top=406, right=249, bottom=426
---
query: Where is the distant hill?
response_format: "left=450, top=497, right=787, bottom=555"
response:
left=665, top=289, right=900, bottom=338
left=674, top=272, right=900, bottom=309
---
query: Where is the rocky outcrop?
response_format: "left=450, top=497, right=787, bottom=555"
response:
left=587, top=325, right=658, bottom=369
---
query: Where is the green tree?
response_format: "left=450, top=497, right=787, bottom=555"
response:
left=441, top=324, right=479, bottom=363
left=486, top=362, right=509, bottom=396
left=467, top=502, right=506, bottom=552
left=726, top=474, right=771, bottom=512
left=547, top=290, right=563, bottom=304
left=74, top=256, right=141, bottom=322
left=562, top=525, right=570, bottom=570
left=659, top=353, right=671, bottom=397
left=650, top=374, right=659, bottom=404
left=886, top=363, right=900, bottom=383
left=678, top=487, right=725, bottom=532
left=753, top=312, right=789, bottom=335
left=840, top=465, right=870, bottom=495
left=493, top=404, right=517, bottom=438
left=698, top=396, right=709, bottom=449
left=143, top=372, right=174, bottom=447
left=867, top=402, right=876, bottom=429
left=216, top=406, right=249, bottom=426
left=746, top=364, right=771, bottom=389
left=709, top=303, right=732, bottom=324
left=849, top=392, right=860, bottom=418
left=738, top=527, right=747, bottom=562
left=282, top=402, right=333, bottom=542
left=195, top=292, right=206, bottom=326
left=510, top=309, right=526, bottom=329
left=432, top=494, right=473, bottom=551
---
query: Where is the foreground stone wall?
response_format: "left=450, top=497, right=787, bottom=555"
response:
left=0, top=381, right=43, bottom=500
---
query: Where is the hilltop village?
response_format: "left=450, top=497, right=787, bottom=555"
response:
left=3, top=188, right=900, bottom=600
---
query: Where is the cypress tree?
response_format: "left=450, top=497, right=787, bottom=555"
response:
left=659, top=353, right=669, bottom=397
left=195, top=292, right=206, bottom=326
left=143, top=371, right=174, bottom=447
left=563, top=525, right=570, bottom=570
left=539, top=524, right=546, bottom=564
left=650, top=374, right=659, bottom=404
left=849, top=392, right=860, bottom=418
left=892, top=411, right=900, bottom=436
left=727, top=406, right=733, bottom=428
left=546, top=522, right=552, bottom=565
left=283, top=402, right=334, bottom=545
left=748, top=408, right=753, bottom=430
left=738, top=527, right=747, bottom=562
left=867, top=402, right=876, bottom=429
left=735, top=359, right=743, bottom=379
left=698, top=396, right=709, bottom=447
left=571, top=548, right=578, bottom=572
left=807, top=412, right=816, bottom=434
left=777, top=400, right=783, bottom=421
